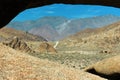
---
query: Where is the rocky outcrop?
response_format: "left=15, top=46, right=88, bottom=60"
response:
left=0, top=0, right=120, bottom=28
left=39, top=42, right=57, bottom=53
left=3, top=36, right=32, bottom=53
left=84, top=55, right=120, bottom=80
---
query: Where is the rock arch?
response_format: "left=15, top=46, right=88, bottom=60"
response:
left=0, top=0, right=120, bottom=28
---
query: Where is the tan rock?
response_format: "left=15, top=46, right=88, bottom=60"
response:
left=39, top=42, right=57, bottom=53
left=84, top=55, right=120, bottom=79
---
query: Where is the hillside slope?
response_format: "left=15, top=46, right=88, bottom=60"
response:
left=8, top=16, right=68, bottom=31
left=8, top=15, right=120, bottom=41
left=59, top=15, right=120, bottom=37
left=0, top=43, right=106, bottom=80
left=60, top=21, right=120, bottom=52
left=0, top=27, right=46, bottom=41
left=29, top=26, right=60, bottom=41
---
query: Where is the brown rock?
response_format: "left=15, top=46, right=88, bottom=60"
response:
left=3, top=36, right=32, bottom=53
left=39, top=42, right=57, bottom=53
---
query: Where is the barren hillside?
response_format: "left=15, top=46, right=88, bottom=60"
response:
left=0, top=43, right=106, bottom=80
left=59, top=21, right=120, bottom=52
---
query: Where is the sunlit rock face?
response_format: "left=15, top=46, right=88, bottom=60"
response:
left=0, top=0, right=120, bottom=28
left=84, top=55, right=120, bottom=80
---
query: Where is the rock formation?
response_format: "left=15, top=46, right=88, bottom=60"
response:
left=39, top=42, right=57, bottom=53
left=84, top=55, right=120, bottom=80
left=3, top=36, right=32, bottom=53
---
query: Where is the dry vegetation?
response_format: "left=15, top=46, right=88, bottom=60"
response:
left=0, top=43, right=106, bottom=80
left=0, top=21, right=120, bottom=80
left=29, top=51, right=117, bottom=70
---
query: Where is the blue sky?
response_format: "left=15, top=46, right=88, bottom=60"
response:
left=11, top=4, right=120, bottom=22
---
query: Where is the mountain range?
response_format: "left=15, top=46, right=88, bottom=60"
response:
left=7, top=15, right=120, bottom=41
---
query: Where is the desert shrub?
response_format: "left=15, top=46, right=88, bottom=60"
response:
left=29, top=52, right=116, bottom=69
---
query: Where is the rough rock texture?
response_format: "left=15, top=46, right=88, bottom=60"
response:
left=39, top=42, right=57, bottom=53
left=60, top=21, right=120, bottom=52
left=0, top=43, right=106, bottom=80
left=84, top=55, right=120, bottom=80
left=3, top=36, right=32, bottom=53
left=0, top=0, right=120, bottom=28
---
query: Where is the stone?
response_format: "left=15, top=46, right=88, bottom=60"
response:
left=84, top=55, right=120, bottom=80
left=3, top=36, right=32, bottom=53
left=39, top=42, right=57, bottom=53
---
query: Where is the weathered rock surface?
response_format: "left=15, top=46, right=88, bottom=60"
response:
left=84, top=55, right=120, bottom=80
left=3, top=36, right=32, bottom=53
left=39, top=42, right=57, bottom=53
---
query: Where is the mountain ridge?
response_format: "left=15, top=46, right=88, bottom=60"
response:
left=7, top=14, right=120, bottom=41
left=61, top=21, right=120, bottom=52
